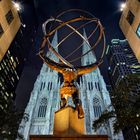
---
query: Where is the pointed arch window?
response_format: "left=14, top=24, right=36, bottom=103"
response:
left=40, top=82, right=43, bottom=91
left=40, top=82, right=45, bottom=91
left=91, top=82, right=93, bottom=90
left=48, top=82, right=53, bottom=90
left=93, top=98, right=102, bottom=118
left=88, top=82, right=91, bottom=90
left=38, top=98, right=47, bottom=117
left=88, top=82, right=94, bottom=90
left=98, top=82, right=101, bottom=91
left=43, top=82, right=45, bottom=89
left=47, top=82, right=50, bottom=90
left=50, top=82, right=52, bottom=90
left=95, top=82, right=97, bottom=89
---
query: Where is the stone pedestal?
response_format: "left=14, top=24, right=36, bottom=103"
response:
left=53, top=106, right=85, bottom=136
left=30, top=106, right=108, bottom=140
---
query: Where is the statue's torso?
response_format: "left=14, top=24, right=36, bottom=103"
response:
left=60, top=68, right=78, bottom=99
left=62, top=68, right=77, bottom=83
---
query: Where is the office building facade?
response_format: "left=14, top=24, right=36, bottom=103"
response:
left=119, top=0, right=140, bottom=61
left=107, top=39, right=140, bottom=140
left=107, top=39, right=140, bottom=87
left=0, top=0, right=25, bottom=111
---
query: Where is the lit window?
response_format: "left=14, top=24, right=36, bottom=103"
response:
left=11, top=77, right=14, bottom=82
left=5, top=104, right=7, bottom=108
left=136, top=24, right=140, bottom=38
left=16, top=57, right=19, bottom=64
left=16, top=75, right=19, bottom=80
left=12, top=65, right=15, bottom=70
left=136, top=125, right=139, bottom=130
left=3, top=61, right=6, bottom=66
left=10, top=56, right=14, bottom=62
left=5, top=10, right=14, bottom=24
left=5, top=92, right=9, bottom=97
left=9, top=60, right=13, bottom=65
left=0, top=105, right=4, bottom=110
left=13, top=61, right=16, bottom=68
left=10, top=93, right=13, bottom=97
left=4, top=95, right=7, bottom=101
left=126, top=11, right=135, bottom=25
left=0, top=24, right=4, bottom=38
left=8, top=50, right=10, bottom=54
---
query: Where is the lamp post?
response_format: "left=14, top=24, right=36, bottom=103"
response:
left=12, top=1, right=21, bottom=11
left=12, top=1, right=26, bottom=28
left=120, top=0, right=128, bottom=11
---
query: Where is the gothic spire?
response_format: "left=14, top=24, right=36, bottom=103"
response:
left=47, top=31, right=59, bottom=62
left=81, top=29, right=96, bottom=66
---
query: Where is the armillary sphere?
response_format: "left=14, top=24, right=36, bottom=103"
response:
left=39, top=9, right=106, bottom=68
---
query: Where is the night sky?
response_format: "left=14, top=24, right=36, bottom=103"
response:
left=15, top=0, right=125, bottom=109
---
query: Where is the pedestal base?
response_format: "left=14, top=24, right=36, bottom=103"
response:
left=53, top=106, right=85, bottom=136
left=30, top=106, right=108, bottom=140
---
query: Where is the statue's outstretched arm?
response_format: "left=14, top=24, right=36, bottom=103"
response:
left=39, top=51, right=64, bottom=73
left=77, top=59, right=103, bottom=75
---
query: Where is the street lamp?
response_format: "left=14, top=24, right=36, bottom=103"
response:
left=120, top=2, right=126, bottom=11
left=12, top=1, right=21, bottom=12
left=21, top=23, right=26, bottom=28
left=12, top=1, right=26, bottom=28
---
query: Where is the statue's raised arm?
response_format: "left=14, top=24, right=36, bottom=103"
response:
left=77, top=59, right=103, bottom=76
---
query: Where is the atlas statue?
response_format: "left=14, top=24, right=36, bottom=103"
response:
left=39, top=47, right=102, bottom=119
left=39, top=9, right=105, bottom=119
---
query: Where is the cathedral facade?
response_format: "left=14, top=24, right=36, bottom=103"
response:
left=17, top=31, right=123, bottom=140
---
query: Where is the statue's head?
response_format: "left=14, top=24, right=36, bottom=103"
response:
left=65, top=68, right=73, bottom=72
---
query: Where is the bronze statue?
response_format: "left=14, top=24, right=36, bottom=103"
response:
left=39, top=10, right=105, bottom=119
left=39, top=49, right=102, bottom=119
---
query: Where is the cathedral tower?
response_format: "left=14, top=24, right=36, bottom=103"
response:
left=79, top=30, right=123, bottom=139
left=17, top=31, right=61, bottom=139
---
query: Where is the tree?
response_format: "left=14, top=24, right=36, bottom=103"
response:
left=0, top=97, right=23, bottom=140
left=93, top=74, right=140, bottom=134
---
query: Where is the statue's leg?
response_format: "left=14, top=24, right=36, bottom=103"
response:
left=60, top=97, right=67, bottom=108
left=72, top=92, right=84, bottom=119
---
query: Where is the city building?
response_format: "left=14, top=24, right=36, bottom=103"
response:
left=119, top=0, right=140, bottom=61
left=107, top=39, right=140, bottom=87
left=0, top=0, right=36, bottom=112
left=17, top=31, right=123, bottom=140
left=0, top=0, right=38, bottom=103
left=0, top=0, right=22, bottom=109
left=107, top=39, right=140, bottom=140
